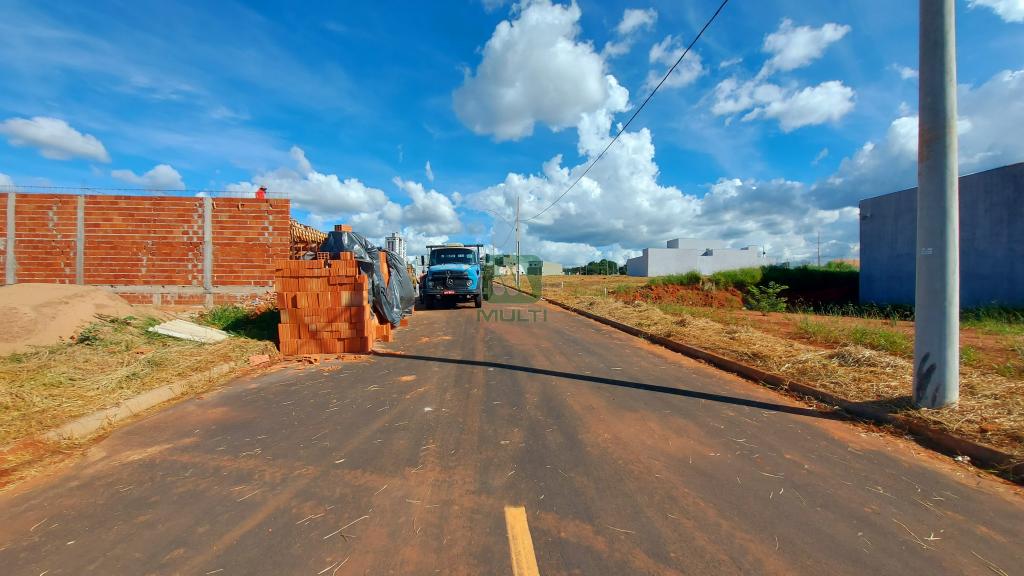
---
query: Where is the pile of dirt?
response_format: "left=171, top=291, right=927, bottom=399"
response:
left=615, top=284, right=744, bottom=309
left=0, top=284, right=136, bottom=355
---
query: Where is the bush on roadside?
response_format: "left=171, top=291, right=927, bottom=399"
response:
left=708, top=267, right=763, bottom=290
left=647, top=268, right=765, bottom=290
left=199, top=305, right=280, bottom=341
left=648, top=271, right=702, bottom=287
left=745, top=281, right=788, bottom=313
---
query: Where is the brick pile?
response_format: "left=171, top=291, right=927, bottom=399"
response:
left=274, top=226, right=404, bottom=355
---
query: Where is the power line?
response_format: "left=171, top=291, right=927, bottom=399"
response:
left=524, top=0, right=730, bottom=222
left=496, top=220, right=515, bottom=253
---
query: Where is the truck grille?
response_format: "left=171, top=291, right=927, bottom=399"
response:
left=430, top=273, right=471, bottom=289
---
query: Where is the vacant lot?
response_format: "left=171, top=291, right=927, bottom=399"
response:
left=0, top=307, right=277, bottom=487
left=543, top=275, right=1024, bottom=464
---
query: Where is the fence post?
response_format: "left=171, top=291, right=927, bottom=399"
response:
left=76, top=194, right=85, bottom=284
left=5, top=192, right=15, bottom=285
left=203, top=196, right=213, bottom=307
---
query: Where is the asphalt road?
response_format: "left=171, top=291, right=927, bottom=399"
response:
left=1, top=295, right=1022, bottom=575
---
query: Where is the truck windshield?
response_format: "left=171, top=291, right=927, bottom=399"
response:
left=429, top=248, right=477, bottom=266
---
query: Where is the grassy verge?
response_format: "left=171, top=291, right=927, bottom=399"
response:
left=647, top=267, right=763, bottom=290
left=543, top=276, right=1024, bottom=463
left=0, top=312, right=276, bottom=485
left=796, top=317, right=913, bottom=356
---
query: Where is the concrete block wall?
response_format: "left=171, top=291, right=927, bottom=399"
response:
left=627, top=243, right=765, bottom=277
left=859, top=162, right=1024, bottom=307
left=0, top=192, right=290, bottom=306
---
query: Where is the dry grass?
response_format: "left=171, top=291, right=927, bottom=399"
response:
left=0, top=315, right=275, bottom=468
left=544, top=278, right=1024, bottom=461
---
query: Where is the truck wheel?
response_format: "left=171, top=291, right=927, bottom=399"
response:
left=474, top=294, right=483, bottom=308
left=422, top=298, right=433, bottom=310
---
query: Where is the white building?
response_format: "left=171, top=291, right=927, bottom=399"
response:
left=384, top=232, right=407, bottom=263
left=626, top=238, right=765, bottom=277
left=527, top=260, right=564, bottom=276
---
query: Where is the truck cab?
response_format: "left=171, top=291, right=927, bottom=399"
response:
left=419, top=244, right=484, bottom=309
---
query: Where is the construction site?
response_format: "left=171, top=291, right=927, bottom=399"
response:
left=2, top=1, right=1024, bottom=575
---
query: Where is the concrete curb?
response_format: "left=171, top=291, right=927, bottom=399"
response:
left=42, top=362, right=238, bottom=442
left=541, top=295, right=1024, bottom=482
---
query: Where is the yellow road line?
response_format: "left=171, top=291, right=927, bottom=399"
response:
left=504, top=505, right=541, bottom=576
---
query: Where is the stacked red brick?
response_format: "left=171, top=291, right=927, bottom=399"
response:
left=275, top=254, right=373, bottom=355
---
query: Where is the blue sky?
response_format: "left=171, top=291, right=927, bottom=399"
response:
left=1, top=0, right=1022, bottom=265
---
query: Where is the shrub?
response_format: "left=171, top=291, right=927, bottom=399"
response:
left=745, top=281, right=788, bottom=313
left=199, top=305, right=279, bottom=341
left=824, top=260, right=858, bottom=271
left=648, top=271, right=702, bottom=287
left=709, top=267, right=763, bottom=290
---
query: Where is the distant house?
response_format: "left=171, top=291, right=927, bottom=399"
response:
left=626, top=238, right=765, bottom=277
left=526, top=260, right=563, bottom=276
left=859, top=162, right=1024, bottom=307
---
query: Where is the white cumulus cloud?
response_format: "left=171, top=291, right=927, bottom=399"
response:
left=968, top=0, right=1024, bottom=22
left=290, top=145, right=312, bottom=175
left=0, top=116, right=110, bottom=162
left=466, top=89, right=856, bottom=265
left=710, top=18, right=854, bottom=132
left=453, top=0, right=620, bottom=141
left=813, top=68, right=1024, bottom=209
left=603, top=7, right=658, bottom=57
left=227, top=147, right=389, bottom=216
left=392, top=177, right=461, bottom=235
left=617, top=7, right=657, bottom=35
left=0, top=172, right=12, bottom=187
left=760, top=19, right=851, bottom=76
left=749, top=81, right=856, bottom=132
left=644, top=35, right=705, bottom=91
left=227, top=147, right=462, bottom=255
left=892, top=64, right=919, bottom=80
left=111, top=164, right=186, bottom=189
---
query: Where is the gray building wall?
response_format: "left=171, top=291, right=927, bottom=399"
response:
left=626, top=239, right=765, bottom=277
left=859, top=162, right=1024, bottom=307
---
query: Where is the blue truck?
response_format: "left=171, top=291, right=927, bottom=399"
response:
left=419, top=243, right=485, bottom=309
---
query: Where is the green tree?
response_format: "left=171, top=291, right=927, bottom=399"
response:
left=745, top=282, right=789, bottom=314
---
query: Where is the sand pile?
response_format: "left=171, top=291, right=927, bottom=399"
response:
left=0, top=284, right=137, bottom=355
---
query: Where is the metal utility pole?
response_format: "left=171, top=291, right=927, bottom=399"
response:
left=914, top=0, right=959, bottom=409
left=514, top=194, right=521, bottom=289
left=816, top=231, right=821, bottom=267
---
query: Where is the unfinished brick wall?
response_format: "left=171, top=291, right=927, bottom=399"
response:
left=213, top=198, right=291, bottom=288
left=10, top=194, right=78, bottom=284
left=0, top=192, right=290, bottom=306
left=1, top=193, right=9, bottom=282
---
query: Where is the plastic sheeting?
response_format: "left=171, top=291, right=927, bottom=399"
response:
left=320, top=230, right=415, bottom=327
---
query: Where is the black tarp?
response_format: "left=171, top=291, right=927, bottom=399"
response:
left=319, top=230, right=414, bottom=327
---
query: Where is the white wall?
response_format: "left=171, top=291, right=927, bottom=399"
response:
left=627, top=245, right=764, bottom=277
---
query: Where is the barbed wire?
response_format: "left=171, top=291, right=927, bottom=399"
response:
left=0, top=184, right=288, bottom=198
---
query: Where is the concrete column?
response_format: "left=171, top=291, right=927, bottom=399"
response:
left=203, top=196, right=214, bottom=307
left=76, top=194, right=85, bottom=284
left=5, top=192, right=15, bottom=284
left=914, top=0, right=959, bottom=408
